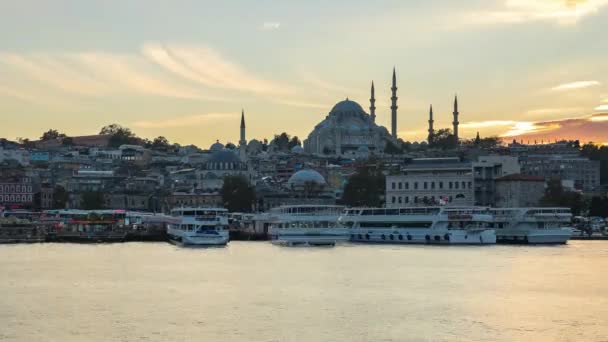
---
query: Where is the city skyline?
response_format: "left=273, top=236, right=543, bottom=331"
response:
left=1, top=0, right=608, bottom=147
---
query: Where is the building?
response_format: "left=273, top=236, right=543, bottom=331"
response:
left=519, top=154, right=600, bottom=192
left=495, top=174, right=545, bottom=207
left=166, top=191, right=223, bottom=209
left=473, top=155, right=520, bottom=206
left=256, top=169, right=335, bottom=211
left=0, top=173, right=34, bottom=209
left=304, top=99, right=393, bottom=156
left=386, top=158, right=474, bottom=208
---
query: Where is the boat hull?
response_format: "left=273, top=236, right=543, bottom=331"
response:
left=167, top=228, right=229, bottom=246
left=270, top=228, right=350, bottom=246
left=349, top=228, right=496, bottom=245
left=496, top=228, right=572, bottom=244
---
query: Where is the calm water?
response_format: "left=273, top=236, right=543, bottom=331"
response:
left=1, top=241, right=607, bottom=342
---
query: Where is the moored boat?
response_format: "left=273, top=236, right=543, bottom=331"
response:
left=268, top=205, right=349, bottom=246
left=340, top=207, right=496, bottom=245
left=167, top=207, right=230, bottom=246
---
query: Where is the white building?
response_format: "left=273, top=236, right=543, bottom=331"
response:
left=473, top=155, right=521, bottom=206
left=386, top=158, right=474, bottom=208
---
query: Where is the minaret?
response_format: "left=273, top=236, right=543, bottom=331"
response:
left=369, top=81, right=376, bottom=122
left=390, top=68, right=398, bottom=138
left=239, top=109, right=247, bottom=161
left=239, top=109, right=246, bottom=146
left=427, top=104, right=434, bottom=144
left=452, top=95, right=459, bottom=143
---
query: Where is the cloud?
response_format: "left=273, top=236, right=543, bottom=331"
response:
left=0, top=51, right=214, bottom=100
left=142, top=42, right=291, bottom=96
left=262, top=22, right=281, bottom=30
left=460, top=120, right=518, bottom=128
left=525, top=107, right=585, bottom=116
left=498, top=113, right=608, bottom=143
left=550, top=80, right=601, bottom=91
left=595, top=104, right=608, bottom=112
left=466, top=0, right=608, bottom=26
left=297, top=70, right=365, bottom=98
left=132, top=113, right=237, bottom=128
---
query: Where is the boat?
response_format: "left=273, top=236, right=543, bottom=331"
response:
left=340, top=207, right=496, bottom=245
left=0, top=217, right=46, bottom=243
left=489, top=207, right=573, bottom=244
left=167, top=207, right=230, bottom=246
left=268, top=205, right=349, bottom=246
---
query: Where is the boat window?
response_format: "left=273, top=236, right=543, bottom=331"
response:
left=183, top=211, right=195, bottom=216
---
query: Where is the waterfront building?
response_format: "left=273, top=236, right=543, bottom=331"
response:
left=495, top=174, right=545, bottom=207
left=386, top=158, right=474, bottom=208
left=519, top=154, right=600, bottom=192
left=472, top=155, right=520, bottom=206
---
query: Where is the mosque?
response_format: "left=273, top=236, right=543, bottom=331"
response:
left=303, top=69, right=461, bottom=156
left=215, top=68, right=462, bottom=159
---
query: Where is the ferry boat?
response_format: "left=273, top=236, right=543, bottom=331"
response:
left=167, top=207, right=230, bottom=246
left=489, top=207, right=573, bottom=244
left=0, top=217, right=46, bottom=243
left=340, top=207, right=496, bottom=245
left=268, top=205, right=349, bottom=246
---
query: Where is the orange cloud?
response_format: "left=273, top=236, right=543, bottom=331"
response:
left=502, top=113, right=608, bottom=143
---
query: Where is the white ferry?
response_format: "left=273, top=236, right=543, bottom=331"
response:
left=268, top=205, right=350, bottom=246
left=489, top=207, right=573, bottom=244
left=339, top=207, right=496, bottom=245
left=167, top=207, right=230, bottom=246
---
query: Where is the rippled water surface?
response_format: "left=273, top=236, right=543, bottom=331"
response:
left=1, top=241, right=607, bottom=342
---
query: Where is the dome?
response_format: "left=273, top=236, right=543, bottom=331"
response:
left=291, top=145, right=304, bottom=153
left=208, top=150, right=240, bottom=164
left=287, top=169, right=326, bottom=187
left=210, top=140, right=224, bottom=152
left=330, top=99, right=365, bottom=115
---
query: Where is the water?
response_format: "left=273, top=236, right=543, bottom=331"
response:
left=0, top=241, right=607, bottom=342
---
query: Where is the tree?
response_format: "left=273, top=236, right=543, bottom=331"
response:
left=81, top=191, right=105, bottom=210
left=151, top=136, right=170, bottom=151
left=384, top=140, right=402, bottom=155
left=430, top=128, right=457, bottom=149
left=341, top=166, right=385, bottom=207
left=272, top=132, right=291, bottom=151
left=589, top=196, right=608, bottom=218
left=221, top=175, right=256, bottom=212
left=62, top=137, right=74, bottom=146
left=40, top=129, right=66, bottom=141
left=100, top=123, right=137, bottom=147
left=288, top=136, right=301, bottom=149
left=52, top=185, right=69, bottom=209
left=540, top=178, right=584, bottom=215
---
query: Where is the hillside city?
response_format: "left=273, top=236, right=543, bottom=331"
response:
left=2, top=95, right=608, bottom=221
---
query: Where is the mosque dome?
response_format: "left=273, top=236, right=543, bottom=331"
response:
left=210, top=140, right=224, bottom=152
left=357, top=145, right=370, bottom=153
left=291, top=145, right=304, bottom=154
left=330, top=99, right=365, bottom=115
left=208, top=150, right=240, bottom=164
left=287, top=169, right=326, bottom=187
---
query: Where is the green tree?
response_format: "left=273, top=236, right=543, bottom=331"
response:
left=62, top=137, right=74, bottom=146
left=52, top=185, right=69, bottom=209
left=221, top=175, right=256, bottom=212
left=81, top=191, right=105, bottom=210
left=540, top=178, right=584, bottom=215
left=150, top=136, right=170, bottom=151
left=581, top=143, right=608, bottom=184
left=100, top=124, right=137, bottom=147
left=40, top=129, right=66, bottom=141
left=384, top=140, right=402, bottom=155
left=589, top=196, right=608, bottom=218
left=341, top=166, right=385, bottom=207
left=272, top=132, right=291, bottom=151
left=430, top=128, right=457, bottom=149
left=288, top=136, right=301, bottom=149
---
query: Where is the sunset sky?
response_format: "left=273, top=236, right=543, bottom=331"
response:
left=1, top=0, right=607, bottom=147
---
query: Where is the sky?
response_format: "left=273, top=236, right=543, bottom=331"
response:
left=0, top=0, right=607, bottom=147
